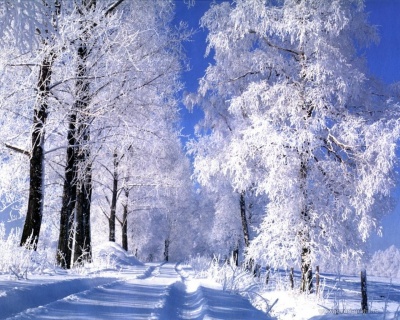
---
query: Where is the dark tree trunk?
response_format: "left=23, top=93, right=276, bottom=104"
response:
left=20, top=50, right=56, bottom=249
left=73, top=91, right=92, bottom=265
left=299, top=154, right=312, bottom=292
left=164, top=239, right=170, bottom=262
left=57, top=0, right=126, bottom=268
left=290, top=267, right=294, bottom=289
left=71, top=0, right=95, bottom=266
left=56, top=112, right=77, bottom=269
left=239, top=191, right=250, bottom=248
left=361, top=269, right=368, bottom=313
left=265, top=265, right=270, bottom=284
left=232, top=245, right=239, bottom=266
left=121, top=187, right=129, bottom=251
left=301, top=247, right=312, bottom=292
left=74, top=162, right=92, bottom=264
left=109, top=151, right=118, bottom=242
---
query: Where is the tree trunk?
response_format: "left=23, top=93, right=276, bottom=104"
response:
left=20, top=0, right=60, bottom=251
left=73, top=104, right=92, bottom=265
left=300, top=159, right=311, bottom=292
left=74, top=162, right=92, bottom=264
left=265, top=265, right=270, bottom=284
left=290, top=267, right=294, bottom=289
left=71, top=0, right=95, bottom=266
left=361, top=269, right=368, bottom=313
left=164, top=239, right=170, bottom=262
left=301, top=249, right=312, bottom=293
left=57, top=0, right=126, bottom=267
left=298, top=53, right=313, bottom=293
left=56, top=112, right=77, bottom=269
left=121, top=187, right=129, bottom=251
left=232, top=245, right=239, bottom=266
left=109, top=151, right=118, bottom=242
left=239, top=191, right=250, bottom=248
left=20, top=49, right=56, bottom=249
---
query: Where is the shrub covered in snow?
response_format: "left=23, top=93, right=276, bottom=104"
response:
left=187, top=255, right=260, bottom=294
left=185, top=255, right=214, bottom=278
left=0, top=224, right=55, bottom=278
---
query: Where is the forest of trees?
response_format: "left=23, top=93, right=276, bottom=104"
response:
left=0, top=0, right=199, bottom=268
left=0, top=0, right=399, bottom=292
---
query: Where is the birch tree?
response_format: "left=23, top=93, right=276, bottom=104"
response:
left=190, top=0, right=400, bottom=290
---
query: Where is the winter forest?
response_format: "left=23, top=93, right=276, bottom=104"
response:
left=1, top=0, right=400, bottom=313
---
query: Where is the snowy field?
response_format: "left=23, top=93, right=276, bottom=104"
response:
left=1, top=245, right=400, bottom=320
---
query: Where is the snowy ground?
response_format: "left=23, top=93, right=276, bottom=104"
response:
left=2, top=245, right=400, bottom=320
left=0, top=244, right=266, bottom=319
left=260, top=269, right=400, bottom=320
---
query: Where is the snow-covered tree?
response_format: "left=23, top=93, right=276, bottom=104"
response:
left=369, top=245, right=400, bottom=278
left=56, top=0, right=129, bottom=268
left=189, top=0, right=400, bottom=290
left=55, top=0, right=189, bottom=267
left=0, top=0, right=193, bottom=269
left=0, top=0, right=63, bottom=249
left=195, top=177, right=264, bottom=263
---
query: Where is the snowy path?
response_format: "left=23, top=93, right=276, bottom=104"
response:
left=1, top=263, right=267, bottom=320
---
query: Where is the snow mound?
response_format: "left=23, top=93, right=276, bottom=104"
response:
left=93, top=242, right=143, bottom=268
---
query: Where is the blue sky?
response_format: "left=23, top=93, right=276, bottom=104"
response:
left=364, top=0, right=400, bottom=251
left=365, top=0, right=400, bottom=84
left=175, top=0, right=400, bottom=251
left=175, top=0, right=210, bottom=141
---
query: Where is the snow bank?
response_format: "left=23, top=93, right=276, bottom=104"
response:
left=92, top=242, right=143, bottom=268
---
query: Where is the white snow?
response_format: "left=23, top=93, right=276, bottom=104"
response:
left=258, top=271, right=400, bottom=320
left=2, top=243, right=400, bottom=319
left=0, top=243, right=268, bottom=319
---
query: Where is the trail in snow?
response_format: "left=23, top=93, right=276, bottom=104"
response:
left=0, top=277, right=118, bottom=319
left=159, top=264, right=265, bottom=320
left=2, top=263, right=267, bottom=320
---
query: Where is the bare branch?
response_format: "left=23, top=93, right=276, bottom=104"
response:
left=249, top=29, right=303, bottom=57
left=228, top=71, right=260, bottom=82
left=6, top=63, right=39, bottom=67
left=4, top=144, right=31, bottom=157
left=104, top=0, right=125, bottom=17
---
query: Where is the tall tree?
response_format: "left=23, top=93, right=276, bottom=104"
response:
left=0, top=2, right=71, bottom=262
left=0, top=0, right=64, bottom=249
left=71, top=0, right=96, bottom=265
left=190, top=0, right=400, bottom=290
left=21, top=0, right=61, bottom=249
left=57, top=0, right=127, bottom=267
left=57, top=0, right=188, bottom=266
